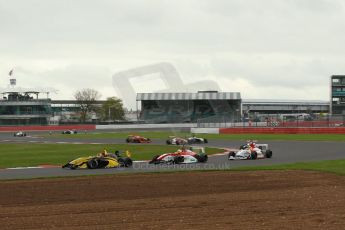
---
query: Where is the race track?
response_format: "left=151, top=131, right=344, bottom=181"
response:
left=0, top=131, right=344, bottom=180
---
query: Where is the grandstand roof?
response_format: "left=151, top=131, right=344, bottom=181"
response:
left=242, top=99, right=329, bottom=105
left=136, top=92, right=241, bottom=101
left=0, top=87, right=57, bottom=94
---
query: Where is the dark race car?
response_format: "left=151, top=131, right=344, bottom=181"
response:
left=62, top=150, right=133, bottom=169
left=126, top=135, right=151, bottom=143
left=186, top=136, right=208, bottom=144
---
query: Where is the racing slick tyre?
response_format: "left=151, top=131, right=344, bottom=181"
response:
left=118, top=157, right=133, bottom=167
left=265, top=150, right=273, bottom=158
left=228, top=151, right=236, bottom=160
left=204, top=139, right=208, bottom=144
left=197, top=154, right=208, bottom=163
left=166, top=140, right=171, bottom=145
left=173, top=156, right=184, bottom=164
left=124, top=157, right=133, bottom=167
left=87, top=159, right=99, bottom=169
left=126, top=138, right=131, bottom=143
left=250, top=151, right=258, bottom=160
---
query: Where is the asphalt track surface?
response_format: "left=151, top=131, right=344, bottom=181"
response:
left=0, top=131, right=344, bottom=180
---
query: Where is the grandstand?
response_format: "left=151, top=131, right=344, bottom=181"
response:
left=0, top=88, right=52, bottom=125
left=242, top=99, right=329, bottom=121
left=136, top=91, right=242, bottom=123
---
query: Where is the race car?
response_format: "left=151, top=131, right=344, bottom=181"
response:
left=61, top=130, right=78, bottom=134
left=166, top=136, right=188, bottom=145
left=186, top=136, right=208, bottom=144
left=126, top=135, right=151, bottom=143
left=62, top=150, right=133, bottom=169
left=149, top=146, right=208, bottom=164
left=14, top=131, right=27, bottom=137
left=228, top=142, right=273, bottom=160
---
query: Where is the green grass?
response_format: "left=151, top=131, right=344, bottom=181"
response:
left=43, top=132, right=345, bottom=142
left=230, top=159, right=345, bottom=175
left=0, top=143, right=223, bottom=168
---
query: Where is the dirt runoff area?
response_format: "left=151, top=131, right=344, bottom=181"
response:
left=0, top=171, right=345, bottom=230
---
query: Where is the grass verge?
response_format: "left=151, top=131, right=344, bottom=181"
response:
left=230, top=159, right=345, bottom=176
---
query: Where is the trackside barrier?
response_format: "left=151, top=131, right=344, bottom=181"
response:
left=219, top=127, right=345, bottom=134
left=0, top=125, right=96, bottom=132
left=96, top=123, right=197, bottom=129
left=191, top=128, right=220, bottom=134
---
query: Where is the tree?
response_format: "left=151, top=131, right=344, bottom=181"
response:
left=74, top=88, right=101, bottom=123
left=101, top=97, right=125, bottom=121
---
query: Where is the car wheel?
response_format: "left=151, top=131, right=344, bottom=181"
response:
left=197, top=154, right=208, bottom=163
left=118, top=157, right=133, bottom=167
left=173, top=156, right=184, bottom=164
left=204, top=139, right=208, bottom=144
left=265, top=150, right=273, bottom=158
left=250, top=151, right=257, bottom=160
left=166, top=140, right=171, bottom=145
left=87, top=159, right=99, bottom=169
left=126, top=138, right=130, bottom=143
left=228, top=151, right=236, bottom=160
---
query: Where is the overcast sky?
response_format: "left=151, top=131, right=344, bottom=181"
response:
left=1, top=0, right=344, bottom=108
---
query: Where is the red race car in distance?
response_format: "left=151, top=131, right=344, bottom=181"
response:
left=126, top=135, right=152, bottom=143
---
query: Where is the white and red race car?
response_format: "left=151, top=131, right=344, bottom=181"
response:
left=228, top=142, right=273, bottom=160
left=149, top=147, right=208, bottom=164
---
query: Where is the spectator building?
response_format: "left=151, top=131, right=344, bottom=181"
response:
left=331, top=75, right=345, bottom=115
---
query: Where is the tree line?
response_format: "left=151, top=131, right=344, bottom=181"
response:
left=74, top=88, right=126, bottom=123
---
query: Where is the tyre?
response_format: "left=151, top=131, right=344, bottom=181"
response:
left=87, top=159, right=99, bottom=169
left=265, top=150, right=273, bottom=158
left=173, top=156, right=184, bottom=164
left=228, top=151, right=236, bottom=160
left=166, top=140, right=171, bottom=145
left=122, top=157, right=133, bottom=167
left=197, top=154, right=208, bottom=163
left=126, top=138, right=130, bottom=143
left=204, top=139, right=208, bottom=144
left=250, top=151, right=257, bottom=160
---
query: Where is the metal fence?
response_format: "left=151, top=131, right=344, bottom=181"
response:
left=197, top=114, right=345, bottom=128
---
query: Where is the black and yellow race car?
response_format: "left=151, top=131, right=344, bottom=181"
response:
left=62, top=150, right=133, bottom=170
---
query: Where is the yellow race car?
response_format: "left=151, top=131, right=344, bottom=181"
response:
left=62, top=151, right=133, bottom=170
